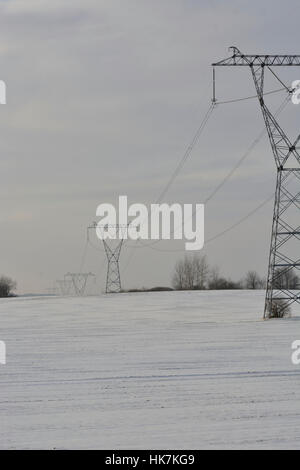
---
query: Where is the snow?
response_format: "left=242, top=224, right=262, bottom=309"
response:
left=0, top=290, right=299, bottom=449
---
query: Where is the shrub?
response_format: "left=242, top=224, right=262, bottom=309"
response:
left=267, top=299, right=291, bottom=318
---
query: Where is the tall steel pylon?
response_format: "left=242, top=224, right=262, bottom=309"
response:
left=213, top=47, right=300, bottom=318
left=88, top=222, right=125, bottom=293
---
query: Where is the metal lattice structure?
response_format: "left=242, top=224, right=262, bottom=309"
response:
left=213, top=47, right=300, bottom=318
left=64, top=272, right=95, bottom=296
left=56, top=278, right=73, bottom=296
left=88, top=222, right=125, bottom=294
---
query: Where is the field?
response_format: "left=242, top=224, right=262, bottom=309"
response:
left=0, top=290, right=299, bottom=449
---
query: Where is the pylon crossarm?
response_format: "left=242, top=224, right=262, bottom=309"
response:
left=213, top=47, right=300, bottom=67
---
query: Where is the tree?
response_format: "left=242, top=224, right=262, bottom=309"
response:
left=172, top=258, right=186, bottom=290
left=274, top=268, right=299, bottom=289
left=208, top=276, right=241, bottom=290
left=245, top=270, right=265, bottom=289
left=183, top=256, right=194, bottom=290
left=0, top=276, right=17, bottom=297
left=208, top=266, right=220, bottom=290
left=208, top=266, right=241, bottom=290
left=193, top=255, right=209, bottom=289
left=172, top=254, right=209, bottom=290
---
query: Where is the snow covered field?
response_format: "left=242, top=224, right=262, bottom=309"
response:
left=0, top=290, right=299, bottom=449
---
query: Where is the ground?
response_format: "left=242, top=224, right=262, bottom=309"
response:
left=0, top=290, right=299, bottom=449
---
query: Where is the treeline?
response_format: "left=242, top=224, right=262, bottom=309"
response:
left=172, top=254, right=300, bottom=291
left=172, top=254, right=266, bottom=290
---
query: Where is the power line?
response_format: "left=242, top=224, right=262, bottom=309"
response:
left=122, top=101, right=216, bottom=272
left=126, top=93, right=290, bottom=252
left=84, top=88, right=287, bottom=277
left=155, top=102, right=215, bottom=204
left=81, top=84, right=290, bottom=278
left=206, top=194, right=274, bottom=244
left=204, top=94, right=290, bottom=204
left=126, top=193, right=274, bottom=253
left=216, top=86, right=285, bottom=105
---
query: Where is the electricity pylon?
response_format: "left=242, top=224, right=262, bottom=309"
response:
left=88, top=222, right=125, bottom=293
left=65, top=272, right=95, bottom=296
left=213, top=47, right=300, bottom=318
left=56, top=278, right=72, bottom=296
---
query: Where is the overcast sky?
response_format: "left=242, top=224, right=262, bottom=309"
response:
left=0, top=0, right=299, bottom=293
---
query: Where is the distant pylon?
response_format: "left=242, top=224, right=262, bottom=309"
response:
left=88, top=222, right=125, bottom=293
left=56, top=279, right=72, bottom=296
left=64, top=272, right=95, bottom=296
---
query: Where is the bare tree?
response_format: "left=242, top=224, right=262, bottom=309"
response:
left=172, top=259, right=186, bottom=290
left=172, top=255, right=209, bottom=290
left=183, top=256, right=194, bottom=289
left=208, top=266, right=241, bottom=289
left=208, top=265, right=220, bottom=290
left=0, top=276, right=17, bottom=297
left=193, top=255, right=209, bottom=289
left=273, top=268, right=299, bottom=289
left=173, top=259, right=266, bottom=291
left=245, top=270, right=264, bottom=289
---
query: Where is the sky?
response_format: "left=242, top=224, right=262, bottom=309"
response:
left=0, top=0, right=300, bottom=293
